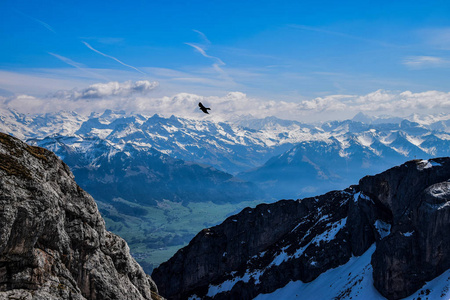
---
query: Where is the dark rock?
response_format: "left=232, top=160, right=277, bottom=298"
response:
left=0, top=133, right=163, bottom=300
left=153, top=190, right=355, bottom=300
left=365, top=158, right=450, bottom=299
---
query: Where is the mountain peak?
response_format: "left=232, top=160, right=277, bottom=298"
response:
left=352, top=112, right=374, bottom=123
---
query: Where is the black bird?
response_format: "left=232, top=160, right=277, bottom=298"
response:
left=198, top=102, right=211, bottom=114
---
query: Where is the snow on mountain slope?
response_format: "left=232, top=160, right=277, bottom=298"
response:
left=0, top=109, right=324, bottom=174
left=239, top=119, right=450, bottom=199
left=2, top=108, right=450, bottom=197
left=254, top=245, right=450, bottom=300
left=29, top=133, right=265, bottom=206
left=254, top=245, right=383, bottom=300
left=0, top=108, right=87, bottom=139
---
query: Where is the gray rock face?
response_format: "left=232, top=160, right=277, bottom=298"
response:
left=153, top=158, right=450, bottom=300
left=362, top=158, right=450, bottom=299
left=0, top=133, right=163, bottom=300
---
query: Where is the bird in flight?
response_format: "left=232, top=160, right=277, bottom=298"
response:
left=198, top=102, right=211, bottom=114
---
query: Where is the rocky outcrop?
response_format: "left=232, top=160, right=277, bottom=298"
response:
left=153, top=189, right=356, bottom=300
left=153, top=158, right=450, bottom=300
left=0, top=133, right=163, bottom=300
left=362, top=158, right=450, bottom=299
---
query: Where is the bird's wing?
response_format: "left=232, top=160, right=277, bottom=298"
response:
left=199, top=102, right=205, bottom=109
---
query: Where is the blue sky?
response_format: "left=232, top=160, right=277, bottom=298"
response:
left=1, top=0, right=450, bottom=119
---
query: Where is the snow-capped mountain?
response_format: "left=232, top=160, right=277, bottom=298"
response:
left=1, top=108, right=450, bottom=277
left=30, top=133, right=265, bottom=206
left=72, top=111, right=311, bottom=175
left=240, top=119, right=450, bottom=199
left=11, top=109, right=308, bottom=175
left=2, top=108, right=450, bottom=202
left=0, top=108, right=87, bottom=139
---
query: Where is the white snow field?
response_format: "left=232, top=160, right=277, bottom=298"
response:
left=254, top=245, right=450, bottom=300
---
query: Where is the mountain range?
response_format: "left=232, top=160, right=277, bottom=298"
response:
left=2, top=108, right=450, bottom=200
left=0, top=126, right=449, bottom=299
left=1, top=108, right=450, bottom=272
left=239, top=119, right=450, bottom=198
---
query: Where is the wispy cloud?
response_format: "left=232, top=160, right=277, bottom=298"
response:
left=185, top=42, right=229, bottom=79
left=82, top=41, right=146, bottom=74
left=48, top=52, right=86, bottom=69
left=193, top=29, right=211, bottom=45
left=403, top=56, right=450, bottom=69
left=291, top=24, right=400, bottom=48
left=185, top=43, right=225, bottom=66
left=418, top=27, right=450, bottom=50
left=48, top=52, right=109, bottom=80
left=186, top=30, right=232, bottom=81
left=14, top=9, right=56, bottom=33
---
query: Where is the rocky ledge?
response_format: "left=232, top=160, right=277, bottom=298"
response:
left=153, top=157, right=450, bottom=300
left=0, top=133, right=163, bottom=300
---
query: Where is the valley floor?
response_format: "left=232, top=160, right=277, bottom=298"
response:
left=98, top=198, right=268, bottom=273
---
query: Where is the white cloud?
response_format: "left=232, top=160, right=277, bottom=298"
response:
left=0, top=81, right=159, bottom=114
left=0, top=67, right=241, bottom=99
left=1, top=81, right=450, bottom=122
left=403, top=56, right=450, bottom=69
left=352, top=90, right=450, bottom=113
left=355, top=89, right=396, bottom=103
left=298, top=95, right=350, bottom=111
left=51, top=80, right=159, bottom=100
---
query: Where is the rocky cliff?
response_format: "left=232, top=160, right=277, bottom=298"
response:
left=0, top=133, right=163, bottom=300
left=362, top=158, right=450, bottom=299
left=153, top=158, right=450, bottom=300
